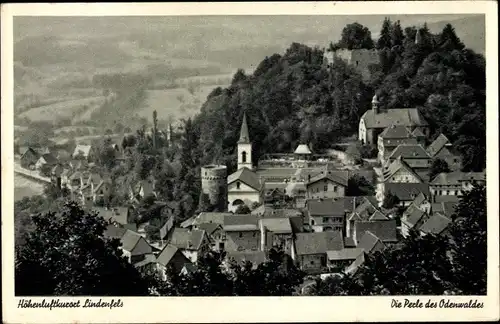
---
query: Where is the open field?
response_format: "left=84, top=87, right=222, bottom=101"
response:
left=19, top=96, right=107, bottom=123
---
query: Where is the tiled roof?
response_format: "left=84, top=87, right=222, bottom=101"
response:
left=384, top=183, right=430, bottom=201
left=355, top=220, right=398, bottom=243
left=295, top=231, right=344, bottom=255
left=388, top=144, right=430, bottom=160
left=120, top=230, right=151, bottom=254
left=224, top=224, right=259, bottom=231
left=427, top=134, right=450, bottom=157
left=306, top=170, right=349, bottom=187
left=256, top=168, right=297, bottom=180
left=307, top=198, right=349, bottom=216
left=251, top=206, right=303, bottom=218
left=104, top=224, right=127, bottom=239
left=156, top=244, right=187, bottom=267
left=326, top=248, right=364, bottom=261
left=412, top=128, right=425, bottom=137
left=379, top=125, right=412, bottom=139
left=191, top=212, right=234, bottom=226
left=369, top=210, right=389, bottom=221
left=260, top=218, right=292, bottom=234
left=228, top=167, right=261, bottom=190
left=431, top=202, right=458, bottom=218
left=419, top=213, right=452, bottom=235
left=170, top=228, right=206, bottom=250
left=134, top=254, right=157, bottom=268
left=94, top=206, right=130, bottom=225
left=348, top=197, right=379, bottom=221
left=382, top=158, right=422, bottom=182
left=403, top=206, right=427, bottom=227
left=223, top=214, right=258, bottom=226
left=430, top=171, right=485, bottom=185
left=361, top=108, right=429, bottom=129
left=294, top=144, right=312, bottom=154
left=196, top=222, right=222, bottom=235
left=434, top=195, right=461, bottom=203
left=226, top=251, right=267, bottom=268
left=358, top=231, right=384, bottom=253
left=345, top=251, right=366, bottom=275
left=238, top=112, right=250, bottom=144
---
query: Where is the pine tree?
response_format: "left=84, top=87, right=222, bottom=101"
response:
left=377, top=17, right=392, bottom=49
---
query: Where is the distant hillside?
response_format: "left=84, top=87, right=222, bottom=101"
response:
left=427, top=15, right=485, bottom=54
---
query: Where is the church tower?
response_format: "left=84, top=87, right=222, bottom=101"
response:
left=237, top=112, right=253, bottom=170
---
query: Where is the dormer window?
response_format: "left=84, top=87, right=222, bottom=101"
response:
left=237, top=182, right=241, bottom=189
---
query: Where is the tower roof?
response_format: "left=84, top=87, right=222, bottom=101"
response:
left=238, top=112, right=250, bottom=144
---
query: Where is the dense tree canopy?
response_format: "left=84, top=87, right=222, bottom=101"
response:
left=15, top=202, right=154, bottom=296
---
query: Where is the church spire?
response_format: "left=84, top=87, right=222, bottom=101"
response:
left=238, top=112, right=250, bottom=144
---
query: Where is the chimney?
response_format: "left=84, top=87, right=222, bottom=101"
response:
left=372, top=94, right=380, bottom=114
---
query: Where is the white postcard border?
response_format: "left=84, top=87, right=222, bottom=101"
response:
left=2, top=2, right=499, bottom=323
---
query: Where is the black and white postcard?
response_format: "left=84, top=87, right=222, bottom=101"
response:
left=1, top=2, right=499, bottom=323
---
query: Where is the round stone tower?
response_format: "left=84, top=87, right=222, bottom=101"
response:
left=201, top=164, right=228, bottom=211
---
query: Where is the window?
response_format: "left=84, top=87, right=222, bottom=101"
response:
left=241, top=151, right=247, bottom=163
left=253, top=232, right=256, bottom=237
left=219, top=242, right=225, bottom=250
left=333, top=186, right=337, bottom=192
left=311, top=219, right=315, bottom=225
left=323, top=217, right=329, bottom=223
left=356, top=61, right=359, bottom=66
left=236, top=182, right=240, bottom=189
left=239, top=232, right=243, bottom=238
left=310, top=260, right=314, bottom=265
left=324, top=185, right=328, bottom=192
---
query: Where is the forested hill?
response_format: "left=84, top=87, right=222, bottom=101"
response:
left=191, top=20, right=486, bottom=173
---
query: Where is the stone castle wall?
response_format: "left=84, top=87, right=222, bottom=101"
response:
left=201, top=165, right=228, bottom=210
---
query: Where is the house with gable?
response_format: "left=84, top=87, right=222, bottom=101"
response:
left=305, top=170, right=348, bottom=200
left=20, top=147, right=40, bottom=169
left=400, top=192, right=432, bottom=238
left=259, top=217, right=295, bottom=258
left=380, top=182, right=431, bottom=207
left=327, top=248, right=364, bottom=272
left=104, top=226, right=153, bottom=264
left=382, top=158, right=424, bottom=183
left=72, top=144, right=94, bottom=161
left=294, top=231, right=344, bottom=274
left=429, top=171, right=485, bottom=202
left=359, top=94, right=429, bottom=145
left=95, top=206, right=135, bottom=228
left=222, top=214, right=261, bottom=252
left=155, top=244, right=192, bottom=279
left=345, top=196, right=383, bottom=238
left=227, top=167, right=261, bottom=212
left=35, top=153, right=59, bottom=173
left=168, top=228, right=210, bottom=263
left=306, top=198, right=348, bottom=233
left=353, top=220, right=398, bottom=247
left=128, top=178, right=157, bottom=202
left=92, top=178, right=111, bottom=205
left=426, top=134, right=462, bottom=171
left=377, top=125, right=420, bottom=164
left=386, top=144, right=432, bottom=180
left=418, top=213, right=452, bottom=237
